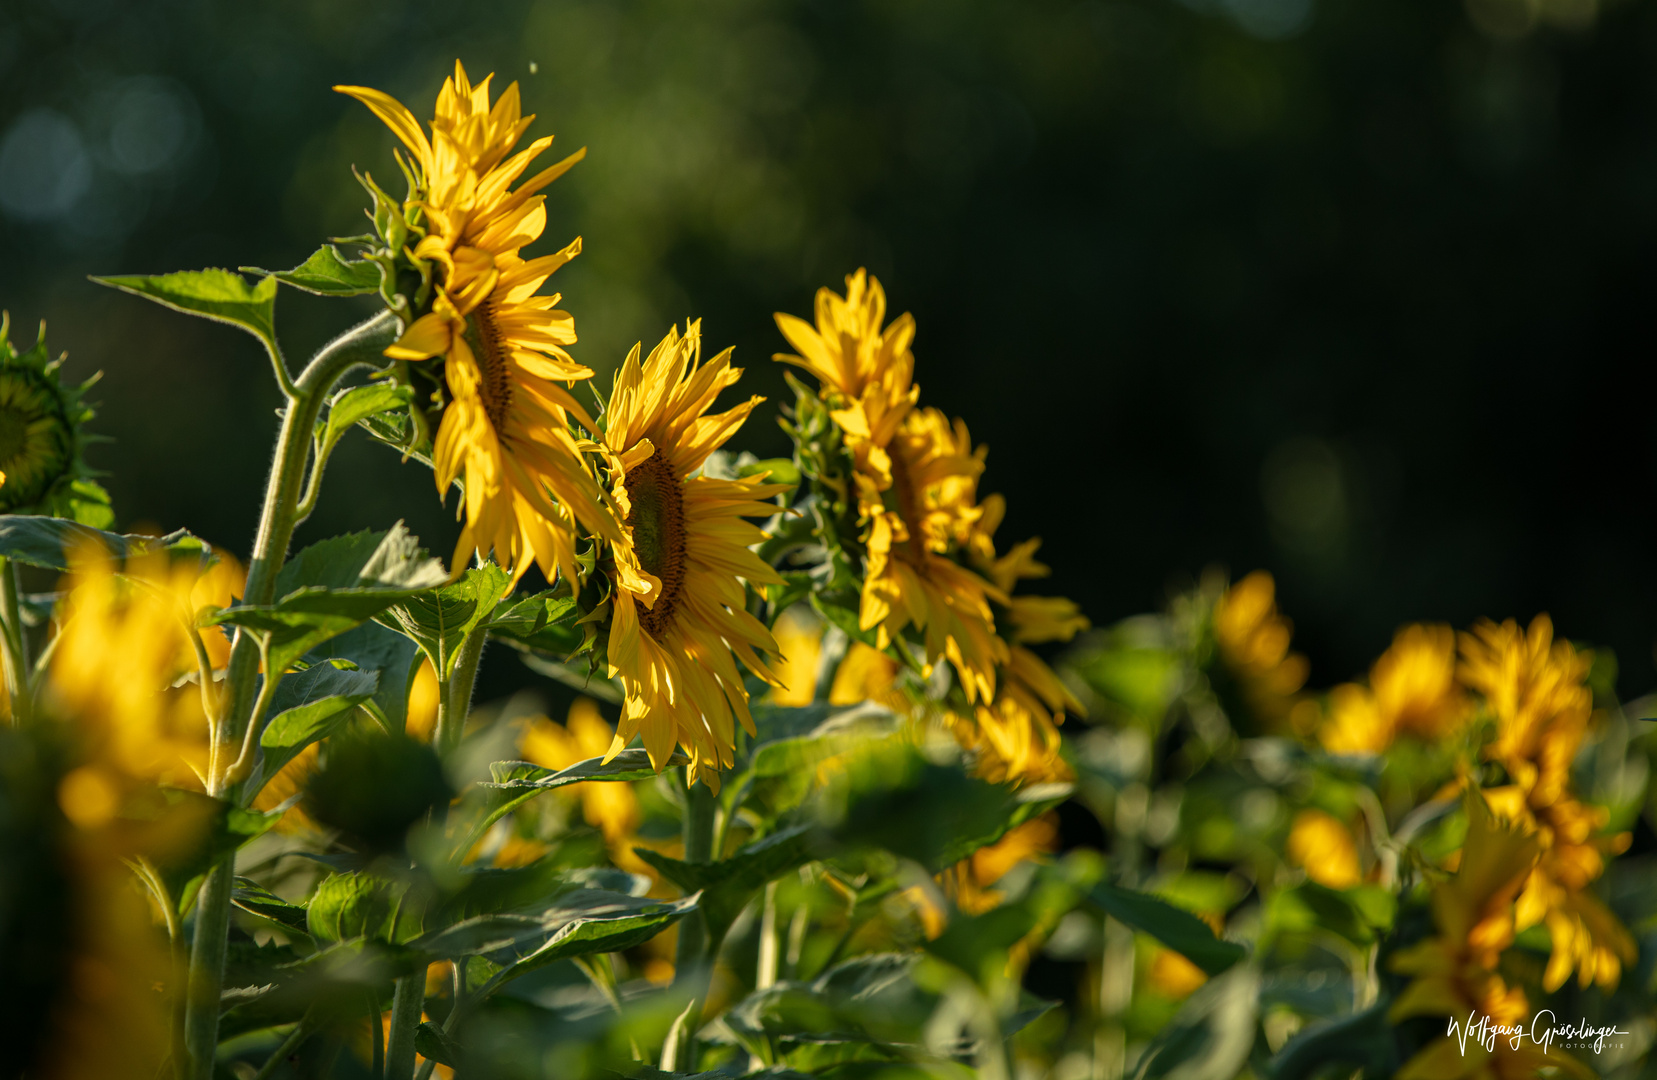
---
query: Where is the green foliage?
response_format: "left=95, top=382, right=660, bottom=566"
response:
left=248, top=244, right=383, bottom=296
left=0, top=515, right=205, bottom=572
left=208, top=524, right=448, bottom=674
left=248, top=660, right=379, bottom=793
left=1088, top=884, right=1246, bottom=977
left=379, top=562, right=511, bottom=679
left=92, top=269, right=279, bottom=355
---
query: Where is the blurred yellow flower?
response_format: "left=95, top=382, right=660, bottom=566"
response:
left=1214, top=571, right=1308, bottom=729
left=1459, top=615, right=1590, bottom=810
left=598, top=321, right=787, bottom=790
left=50, top=541, right=242, bottom=796
left=1286, top=809, right=1362, bottom=889
left=769, top=607, right=822, bottom=707
left=520, top=697, right=641, bottom=847
left=1387, top=798, right=1590, bottom=1080
left=1457, top=615, right=1633, bottom=989
left=775, top=271, right=1006, bottom=706
left=406, top=656, right=441, bottom=742
left=1319, top=624, right=1468, bottom=754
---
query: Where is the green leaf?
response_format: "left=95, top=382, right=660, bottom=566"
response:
left=826, top=740, right=1073, bottom=872
left=249, top=662, right=379, bottom=792
left=231, top=878, right=311, bottom=936
left=208, top=525, right=448, bottom=674
left=487, top=591, right=581, bottom=654
left=378, top=563, right=511, bottom=679
left=1267, top=882, right=1396, bottom=947
left=468, top=750, right=689, bottom=848
left=415, top=1022, right=460, bottom=1067
left=93, top=269, right=278, bottom=352
left=1268, top=999, right=1399, bottom=1080
left=64, top=479, right=115, bottom=529
left=737, top=457, right=802, bottom=486
left=321, top=383, right=414, bottom=456
left=306, top=871, right=420, bottom=943
left=246, top=244, right=382, bottom=296
left=306, top=620, right=420, bottom=731
left=632, top=824, right=820, bottom=937
left=1130, top=964, right=1260, bottom=1080
left=497, top=891, right=699, bottom=976
left=1089, top=883, right=1246, bottom=977
left=0, top=515, right=205, bottom=572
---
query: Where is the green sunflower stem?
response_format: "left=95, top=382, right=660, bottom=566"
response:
left=436, top=625, right=488, bottom=756
left=384, top=973, right=426, bottom=1080
left=183, top=310, right=399, bottom=1080
left=0, top=557, right=30, bottom=723
left=668, top=771, right=717, bottom=1069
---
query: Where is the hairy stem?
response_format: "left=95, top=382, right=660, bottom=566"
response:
left=183, top=310, right=398, bottom=1080
left=436, top=625, right=488, bottom=756
left=183, top=861, right=235, bottom=1080
left=384, top=973, right=425, bottom=1080
left=668, top=774, right=717, bottom=1070
left=0, top=557, right=30, bottom=723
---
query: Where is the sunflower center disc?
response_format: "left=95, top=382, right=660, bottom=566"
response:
left=888, top=441, right=928, bottom=564
left=463, top=303, right=513, bottom=432
left=623, top=449, right=687, bottom=638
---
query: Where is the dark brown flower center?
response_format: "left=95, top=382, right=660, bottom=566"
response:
left=623, top=449, right=687, bottom=638
left=463, top=302, right=513, bottom=432
left=887, top=439, right=928, bottom=564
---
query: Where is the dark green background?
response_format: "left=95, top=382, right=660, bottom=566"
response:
left=2, top=0, right=1654, bottom=699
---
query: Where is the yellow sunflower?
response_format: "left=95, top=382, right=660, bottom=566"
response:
left=339, top=65, right=618, bottom=585
left=1213, top=571, right=1309, bottom=729
left=775, top=272, right=1006, bottom=703
left=599, top=321, right=787, bottom=789
left=1388, top=797, right=1592, bottom=1080
left=1319, top=624, right=1469, bottom=755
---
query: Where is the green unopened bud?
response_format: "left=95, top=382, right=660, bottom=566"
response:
left=0, top=314, right=109, bottom=525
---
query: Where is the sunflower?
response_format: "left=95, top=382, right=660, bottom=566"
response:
left=1319, top=624, right=1469, bottom=755
left=339, top=65, right=618, bottom=585
left=598, top=321, right=787, bottom=789
left=0, top=315, right=109, bottom=525
left=775, top=272, right=1006, bottom=703
left=1388, top=797, right=1592, bottom=1080
left=1213, top=571, right=1308, bottom=729
left=49, top=540, right=240, bottom=798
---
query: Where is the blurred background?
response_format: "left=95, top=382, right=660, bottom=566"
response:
left=2, top=0, right=1655, bottom=701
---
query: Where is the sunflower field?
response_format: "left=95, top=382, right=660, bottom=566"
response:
left=1, top=60, right=1655, bottom=1080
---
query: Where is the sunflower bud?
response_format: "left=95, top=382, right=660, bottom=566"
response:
left=0, top=314, right=110, bottom=527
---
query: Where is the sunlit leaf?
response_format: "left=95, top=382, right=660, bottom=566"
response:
left=0, top=515, right=205, bottom=572
left=93, top=269, right=278, bottom=352
left=248, top=661, right=379, bottom=792
left=1089, top=883, right=1246, bottom=977
left=245, top=244, right=382, bottom=296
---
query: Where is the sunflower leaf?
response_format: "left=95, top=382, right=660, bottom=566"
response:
left=246, top=662, right=380, bottom=795
left=632, top=824, right=820, bottom=937
left=0, top=515, right=206, bottom=572
left=377, top=563, right=512, bottom=680
left=321, top=383, right=414, bottom=456
left=247, top=244, right=383, bottom=296
left=305, top=620, right=420, bottom=732
left=487, top=591, right=581, bottom=653
left=93, top=269, right=279, bottom=353
left=207, top=525, right=448, bottom=674
left=1089, top=883, right=1247, bottom=976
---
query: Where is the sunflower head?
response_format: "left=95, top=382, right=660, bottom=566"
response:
left=0, top=315, right=110, bottom=526
left=593, top=321, right=787, bottom=789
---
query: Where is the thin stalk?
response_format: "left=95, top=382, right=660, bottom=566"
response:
left=384, top=974, right=425, bottom=1080
left=757, top=880, right=780, bottom=990
left=437, top=625, right=488, bottom=756
left=668, top=773, right=717, bottom=1070
left=251, top=1010, right=316, bottom=1080
left=370, top=994, right=385, bottom=1078
left=183, top=310, right=398, bottom=1080
left=182, top=860, right=235, bottom=1080
left=0, top=557, right=30, bottom=722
